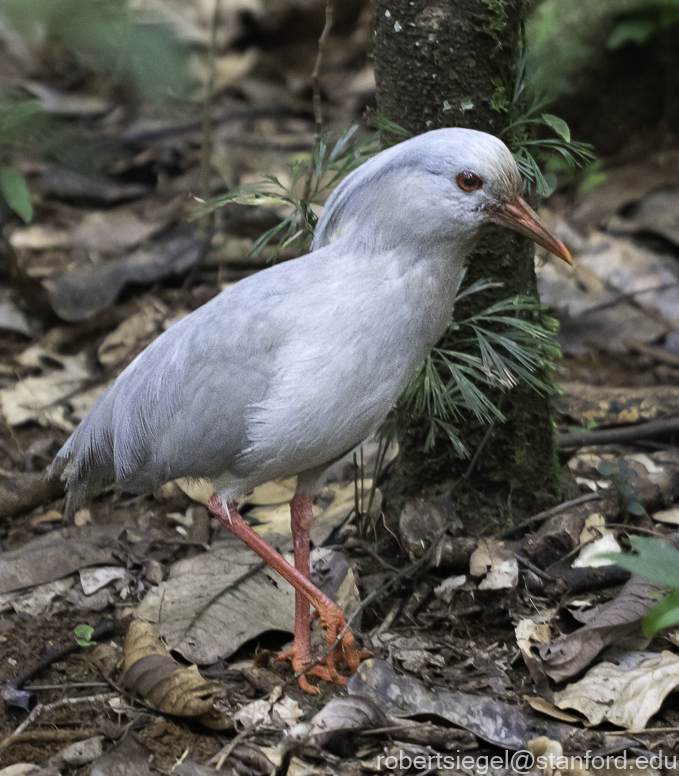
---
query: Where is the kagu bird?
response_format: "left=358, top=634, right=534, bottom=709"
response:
left=51, top=128, right=571, bottom=692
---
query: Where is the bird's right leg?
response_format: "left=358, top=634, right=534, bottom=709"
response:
left=207, top=495, right=362, bottom=693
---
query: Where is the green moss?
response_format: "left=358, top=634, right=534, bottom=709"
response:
left=489, top=77, right=510, bottom=113
left=480, top=0, right=511, bottom=36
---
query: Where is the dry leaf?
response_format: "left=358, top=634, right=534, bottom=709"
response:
left=80, top=567, right=127, bottom=595
left=553, top=651, right=679, bottom=730
left=652, top=507, right=679, bottom=525
left=470, top=538, right=518, bottom=590
left=120, top=621, right=227, bottom=723
left=44, top=236, right=202, bottom=321
left=572, top=534, right=621, bottom=569
left=524, top=697, right=583, bottom=724
left=538, top=574, right=660, bottom=681
left=348, top=658, right=579, bottom=750
left=136, top=537, right=295, bottom=664
left=0, top=347, right=90, bottom=430
left=527, top=737, right=591, bottom=776
left=310, top=696, right=389, bottom=747
left=0, top=525, right=122, bottom=595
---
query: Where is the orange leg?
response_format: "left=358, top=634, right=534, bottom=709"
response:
left=207, top=494, right=363, bottom=693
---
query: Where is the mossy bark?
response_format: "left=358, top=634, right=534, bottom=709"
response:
left=374, top=0, right=562, bottom=512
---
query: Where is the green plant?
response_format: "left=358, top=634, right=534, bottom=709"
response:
left=0, top=100, right=43, bottom=222
left=382, top=280, right=561, bottom=455
left=567, top=419, right=599, bottom=435
left=607, top=537, right=679, bottom=636
left=74, top=623, right=96, bottom=648
left=0, top=0, right=194, bottom=103
left=193, top=119, right=411, bottom=260
left=597, top=458, right=645, bottom=520
left=500, top=52, right=596, bottom=197
left=607, top=0, right=679, bottom=49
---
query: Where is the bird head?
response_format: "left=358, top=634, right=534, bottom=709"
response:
left=313, top=128, right=571, bottom=265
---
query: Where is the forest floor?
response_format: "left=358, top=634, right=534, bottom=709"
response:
left=1, top=1, right=679, bottom=774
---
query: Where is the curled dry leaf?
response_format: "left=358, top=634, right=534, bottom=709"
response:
left=538, top=573, right=661, bottom=681
left=115, top=620, right=229, bottom=727
left=515, top=617, right=552, bottom=684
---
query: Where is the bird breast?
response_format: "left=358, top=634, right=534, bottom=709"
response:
left=237, top=244, right=466, bottom=482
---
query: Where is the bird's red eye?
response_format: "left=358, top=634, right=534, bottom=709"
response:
left=456, top=171, right=483, bottom=192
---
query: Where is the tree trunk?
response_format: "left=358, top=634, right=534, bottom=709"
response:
left=373, top=0, right=562, bottom=512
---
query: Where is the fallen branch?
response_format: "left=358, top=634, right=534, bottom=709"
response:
left=626, top=340, right=679, bottom=369
left=3, top=727, right=102, bottom=746
left=496, top=491, right=602, bottom=538
left=558, top=417, right=679, bottom=449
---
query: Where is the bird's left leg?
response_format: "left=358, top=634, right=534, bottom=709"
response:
left=275, top=494, right=314, bottom=675
left=275, top=494, right=360, bottom=688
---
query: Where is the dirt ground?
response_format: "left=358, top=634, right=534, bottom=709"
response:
left=2, top=1, right=679, bottom=774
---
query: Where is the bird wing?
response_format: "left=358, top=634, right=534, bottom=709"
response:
left=52, top=267, right=294, bottom=507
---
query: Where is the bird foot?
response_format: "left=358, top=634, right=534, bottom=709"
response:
left=277, top=605, right=372, bottom=693
left=276, top=646, right=347, bottom=694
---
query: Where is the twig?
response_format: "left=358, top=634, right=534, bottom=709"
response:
left=626, top=340, right=679, bottom=369
left=9, top=621, right=114, bottom=691
left=462, top=419, right=497, bottom=479
left=608, top=726, right=679, bottom=736
left=606, top=523, right=663, bottom=536
left=302, top=0, right=334, bottom=203
left=297, top=517, right=455, bottom=683
left=495, top=492, right=602, bottom=538
left=0, top=693, right=116, bottom=752
left=209, top=726, right=256, bottom=769
left=24, top=682, right=111, bottom=691
left=354, top=541, right=400, bottom=572
left=3, top=727, right=102, bottom=746
left=515, top=553, right=554, bottom=581
left=184, top=0, right=221, bottom=292
left=557, top=417, right=679, bottom=449
left=200, top=0, right=221, bottom=228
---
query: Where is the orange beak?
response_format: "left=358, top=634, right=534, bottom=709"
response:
left=489, top=196, right=572, bottom=265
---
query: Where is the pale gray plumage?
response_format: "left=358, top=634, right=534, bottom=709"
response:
left=52, top=128, right=525, bottom=511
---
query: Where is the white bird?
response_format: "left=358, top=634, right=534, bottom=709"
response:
left=51, top=128, right=571, bottom=692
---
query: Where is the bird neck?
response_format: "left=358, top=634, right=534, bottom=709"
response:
left=338, top=234, right=474, bottom=361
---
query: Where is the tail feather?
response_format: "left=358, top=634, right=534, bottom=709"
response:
left=48, top=391, right=118, bottom=516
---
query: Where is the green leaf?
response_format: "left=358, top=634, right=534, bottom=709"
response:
left=74, top=623, right=95, bottom=646
left=0, top=100, right=42, bottom=133
left=0, top=167, right=33, bottom=222
left=541, top=114, right=571, bottom=143
left=608, top=537, right=679, bottom=589
left=597, top=461, right=614, bottom=477
left=229, top=192, right=291, bottom=207
left=627, top=501, right=645, bottom=516
left=643, top=589, right=679, bottom=637
left=607, top=18, right=658, bottom=49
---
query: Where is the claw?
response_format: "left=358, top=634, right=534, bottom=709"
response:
left=277, top=605, right=367, bottom=692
